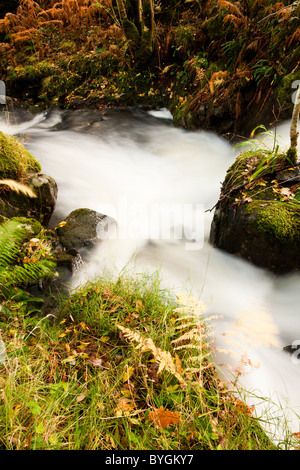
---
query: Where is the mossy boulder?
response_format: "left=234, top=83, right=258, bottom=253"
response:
left=0, top=131, right=41, bottom=179
left=55, top=208, right=116, bottom=259
left=0, top=132, right=57, bottom=225
left=0, top=174, right=58, bottom=226
left=210, top=151, right=300, bottom=273
left=0, top=215, right=42, bottom=238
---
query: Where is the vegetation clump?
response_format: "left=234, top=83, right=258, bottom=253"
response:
left=0, top=0, right=298, bottom=136
left=0, top=273, right=292, bottom=450
left=210, top=122, right=300, bottom=272
left=0, top=131, right=41, bottom=180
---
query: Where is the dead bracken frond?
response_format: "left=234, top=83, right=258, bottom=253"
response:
left=171, top=293, right=220, bottom=386
left=223, top=13, right=244, bottom=28
left=209, top=71, right=228, bottom=94
left=216, top=308, right=280, bottom=385
left=286, top=28, right=300, bottom=47
left=116, top=324, right=186, bottom=387
left=0, top=179, right=37, bottom=198
left=185, top=57, right=206, bottom=86
left=218, top=0, right=244, bottom=18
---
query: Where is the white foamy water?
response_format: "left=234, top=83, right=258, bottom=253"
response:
left=1, top=107, right=300, bottom=443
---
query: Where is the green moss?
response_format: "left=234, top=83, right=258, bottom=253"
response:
left=0, top=132, right=41, bottom=180
left=245, top=200, right=300, bottom=246
left=222, top=150, right=292, bottom=197
left=10, top=216, right=43, bottom=236
left=122, top=18, right=141, bottom=49
left=276, top=71, right=300, bottom=108
left=201, top=15, right=225, bottom=41
left=8, top=61, right=56, bottom=82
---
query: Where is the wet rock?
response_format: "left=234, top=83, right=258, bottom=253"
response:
left=209, top=152, right=300, bottom=273
left=283, top=344, right=300, bottom=355
left=275, top=166, right=300, bottom=186
left=56, top=208, right=116, bottom=259
left=0, top=131, right=58, bottom=226
left=0, top=173, right=58, bottom=227
left=0, top=131, right=41, bottom=179
left=39, top=248, right=83, bottom=317
left=29, top=238, right=84, bottom=318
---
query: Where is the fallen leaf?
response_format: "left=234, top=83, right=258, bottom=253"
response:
left=61, top=355, right=76, bottom=365
left=115, top=398, right=135, bottom=417
left=279, top=187, right=294, bottom=198
left=80, top=322, right=89, bottom=331
left=57, top=221, right=67, bottom=228
left=122, top=365, right=134, bottom=383
left=76, top=393, right=86, bottom=403
left=135, top=300, right=143, bottom=311
left=148, top=406, right=181, bottom=429
left=36, top=422, right=45, bottom=434
left=100, top=336, right=110, bottom=343
left=89, top=356, right=103, bottom=367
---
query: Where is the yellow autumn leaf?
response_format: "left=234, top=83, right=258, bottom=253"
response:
left=61, top=355, right=76, bottom=365
left=14, top=403, right=22, bottom=415
left=122, top=365, right=134, bottom=383
left=121, top=389, right=132, bottom=398
left=135, top=300, right=143, bottom=311
left=57, top=221, right=67, bottom=228
left=100, top=336, right=110, bottom=343
left=80, top=322, right=89, bottom=331
left=166, top=384, right=179, bottom=392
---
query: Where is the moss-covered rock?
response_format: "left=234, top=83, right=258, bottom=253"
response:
left=210, top=151, right=300, bottom=273
left=55, top=208, right=116, bottom=259
left=0, top=173, right=57, bottom=226
left=276, top=70, right=300, bottom=112
left=0, top=131, right=41, bottom=180
left=0, top=132, right=57, bottom=226
left=0, top=215, right=43, bottom=238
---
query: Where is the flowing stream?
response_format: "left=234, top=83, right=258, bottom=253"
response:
left=1, top=106, right=300, bottom=443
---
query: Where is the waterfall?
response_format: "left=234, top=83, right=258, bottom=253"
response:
left=1, top=106, right=300, bottom=442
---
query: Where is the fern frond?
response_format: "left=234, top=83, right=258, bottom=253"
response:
left=0, top=220, right=31, bottom=267
left=117, top=324, right=186, bottom=386
left=170, top=293, right=219, bottom=386
left=0, top=259, right=55, bottom=287
left=218, top=0, right=244, bottom=18
left=0, top=218, right=55, bottom=294
left=0, top=179, right=37, bottom=198
left=223, top=13, right=243, bottom=27
left=209, top=71, right=228, bottom=94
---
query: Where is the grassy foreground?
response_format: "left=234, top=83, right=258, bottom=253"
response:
left=0, top=272, right=295, bottom=450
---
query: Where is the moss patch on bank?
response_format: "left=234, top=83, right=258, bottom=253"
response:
left=245, top=200, right=300, bottom=246
left=0, top=132, right=41, bottom=180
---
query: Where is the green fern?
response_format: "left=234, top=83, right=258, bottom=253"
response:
left=0, top=219, right=55, bottom=296
left=0, top=219, right=31, bottom=267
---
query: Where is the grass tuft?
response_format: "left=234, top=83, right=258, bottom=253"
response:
left=0, top=273, right=295, bottom=450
